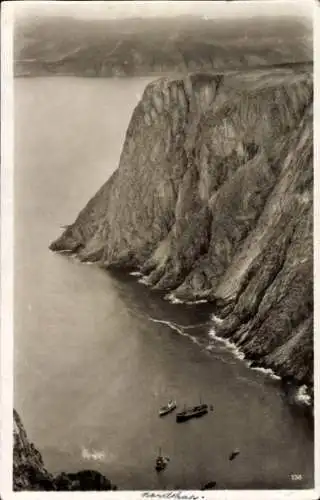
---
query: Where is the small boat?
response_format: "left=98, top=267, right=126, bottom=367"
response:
left=176, top=399, right=208, bottom=423
left=201, top=481, right=217, bottom=490
left=159, top=400, right=177, bottom=417
left=229, top=449, right=240, bottom=461
left=155, top=456, right=167, bottom=472
left=155, top=448, right=169, bottom=472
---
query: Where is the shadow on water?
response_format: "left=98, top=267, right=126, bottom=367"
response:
left=106, top=268, right=213, bottom=327
left=106, top=267, right=315, bottom=420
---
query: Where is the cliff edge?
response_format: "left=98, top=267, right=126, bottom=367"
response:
left=50, top=65, right=313, bottom=387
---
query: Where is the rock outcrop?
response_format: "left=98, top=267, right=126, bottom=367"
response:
left=50, top=64, right=313, bottom=387
left=13, top=410, right=114, bottom=491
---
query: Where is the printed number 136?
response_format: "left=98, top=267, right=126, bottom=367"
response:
left=291, top=474, right=302, bottom=481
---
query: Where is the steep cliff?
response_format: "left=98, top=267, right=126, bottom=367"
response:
left=13, top=410, right=114, bottom=491
left=50, top=64, right=313, bottom=387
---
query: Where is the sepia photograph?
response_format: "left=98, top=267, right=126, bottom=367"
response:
left=1, top=0, right=317, bottom=497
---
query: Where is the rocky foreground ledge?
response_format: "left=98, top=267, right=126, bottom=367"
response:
left=50, top=64, right=313, bottom=389
left=13, top=410, right=115, bottom=491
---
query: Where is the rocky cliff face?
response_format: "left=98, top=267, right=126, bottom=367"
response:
left=13, top=409, right=55, bottom=490
left=13, top=410, right=114, bottom=491
left=50, top=64, right=313, bottom=387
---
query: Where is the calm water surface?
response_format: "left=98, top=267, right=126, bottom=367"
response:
left=14, top=77, right=314, bottom=490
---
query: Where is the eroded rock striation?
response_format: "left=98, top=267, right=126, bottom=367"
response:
left=13, top=410, right=114, bottom=491
left=50, top=64, right=313, bottom=387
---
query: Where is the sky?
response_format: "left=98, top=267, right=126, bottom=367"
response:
left=13, top=0, right=313, bottom=22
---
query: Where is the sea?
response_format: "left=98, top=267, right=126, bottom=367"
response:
left=14, top=76, right=314, bottom=490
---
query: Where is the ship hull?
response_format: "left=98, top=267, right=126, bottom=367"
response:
left=176, top=407, right=208, bottom=423
left=159, top=406, right=176, bottom=417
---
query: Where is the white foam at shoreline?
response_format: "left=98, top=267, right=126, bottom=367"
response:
left=249, top=365, right=281, bottom=380
left=132, top=275, right=208, bottom=305
left=132, top=272, right=294, bottom=387
left=186, top=299, right=208, bottom=305
left=138, top=275, right=150, bottom=285
left=166, top=294, right=184, bottom=304
left=69, top=255, right=95, bottom=266
left=211, top=313, right=225, bottom=325
left=295, top=384, right=312, bottom=406
left=166, top=293, right=208, bottom=305
left=208, top=328, right=284, bottom=381
left=151, top=319, right=281, bottom=382
left=208, top=328, right=245, bottom=360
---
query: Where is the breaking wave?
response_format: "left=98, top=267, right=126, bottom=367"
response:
left=186, top=299, right=208, bottom=305
left=211, top=313, right=225, bottom=325
left=208, top=328, right=282, bottom=381
left=165, top=292, right=208, bottom=305
left=81, top=447, right=106, bottom=461
left=138, top=275, right=151, bottom=285
left=166, top=294, right=184, bottom=304
left=208, top=328, right=245, bottom=361
left=149, top=319, right=282, bottom=383
left=130, top=271, right=143, bottom=277
left=295, top=384, right=312, bottom=406
left=148, top=317, right=202, bottom=347
left=247, top=364, right=281, bottom=381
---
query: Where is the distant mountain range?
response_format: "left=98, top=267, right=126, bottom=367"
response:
left=14, top=14, right=312, bottom=77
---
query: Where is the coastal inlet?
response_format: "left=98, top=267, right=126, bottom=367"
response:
left=14, top=75, right=313, bottom=490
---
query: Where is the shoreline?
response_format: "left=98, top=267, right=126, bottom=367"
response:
left=130, top=269, right=313, bottom=413
left=12, top=66, right=314, bottom=493
left=208, top=327, right=313, bottom=409
left=52, top=258, right=314, bottom=414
